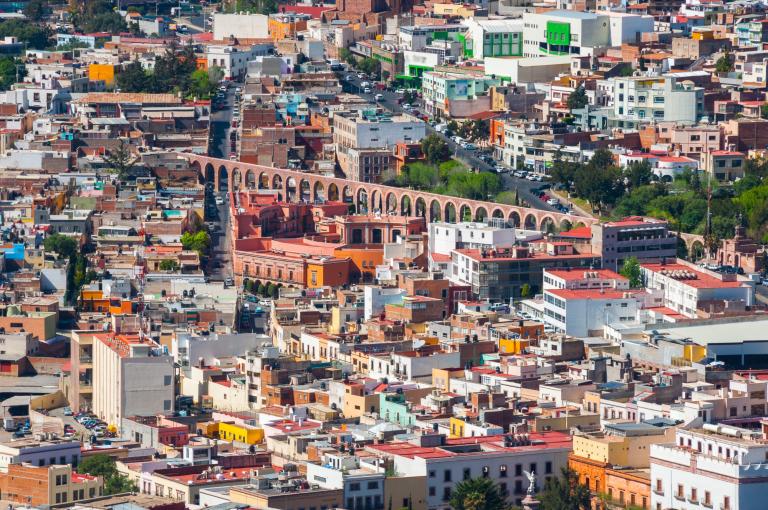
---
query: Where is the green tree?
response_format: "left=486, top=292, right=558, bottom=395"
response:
left=0, top=19, right=51, bottom=49
left=520, top=283, right=531, bottom=298
left=421, top=134, right=451, bottom=165
left=339, top=48, right=356, bottom=66
left=266, top=282, right=278, bottom=299
left=539, top=468, right=591, bottom=510
left=623, top=160, right=653, bottom=191
left=550, top=150, right=578, bottom=190
left=0, top=57, right=22, bottom=91
left=159, top=259, right=179, bottom=272
left=257, top=283, right=266, bottom=296
left=468, top=119, right=489, bottom=142
left=244, top=278, right=254, bottom=293
left=189, top=68, right=215, bottom=99
left=448, top=477, right=507, bottom=510
left=181, top=230, right=212, bottom=257
left=715, top=49, right=733, bottom=74
left=78, top=454, right=138, bottom=495
left=567, top=85, right=588, bottom=112
left=398, top=162, right=439, bottom=190
left=116, top=60, right=150, bottom=93
left=620, top=256, right=642, bottom=287
left=44, top=233, right=78, bottom=259
left=23, top=0, right=45, bottom=21
left=358, top=57, right=381, bottom=79
left=761, top=103, right=768, bottom=120
left=573, top=149, right=624, bottom=212
left=104, top=140, right=139, bottom=180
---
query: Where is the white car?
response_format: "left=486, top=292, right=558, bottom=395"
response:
left=396, top=88, right=405, bottom=94
left=374, top=93, right=384, bottom=101
left=215, top=197, right=224, bottom=205
left=363, top=87, right=371, bottom=94
left=495, top=166, right=506, bottom=174
left=546, top=198, right=560, bottom=206
left=360, top=81, right=370, bottom=88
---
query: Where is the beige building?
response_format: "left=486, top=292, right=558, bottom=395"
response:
left=229, top=484, right=344, bottom=510
left=92, top=333, right=174, bottom=428
left=572, top=422, right=677, bottom=468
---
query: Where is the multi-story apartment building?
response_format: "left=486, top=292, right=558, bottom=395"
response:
left=591, top=217, right=677, bottom=271
left=333, top=110, right=425, bottom=150
left=449, top=242, right=601, bottom=302
left=650, top=426, right=768, bottom=510
left=92, top=333, right=175, bottom=428
left=0, top=464, right=102, bottom=507
left=611, top=76, right=704, bottom=127
left=640, top=261, right=755, bottom=318
left=0, top=438, right=82, bottom=469
left=463, top=19, right=524, bottom=59
left=368, top=432, right=572, bottom=509
left=521, top=11, right=652, bottom=58
left=421, top=72, right=500, bottom=118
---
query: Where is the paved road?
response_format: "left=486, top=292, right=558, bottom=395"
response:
left=206, top=86, right=236, bottom=282
left=338, top=70, right=571, bottom=216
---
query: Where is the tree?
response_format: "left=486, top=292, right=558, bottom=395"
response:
left=0, top=19, right=51, bottom=49
left=181, top=230, right=212, bottom=257
left=104, top=140, right=139, bottom=180
left=538, top=468, right=591, bottom=510
left=715, top=50, right=733, bottom=74
left=116, top=60, right=150, bottom=93
left=623, top=160, right=653, bottom=191
left=257, top=283, right=266, bottom=296
left=244, top=279, right=254, bottom=293
left=761, top=103, right=768, bottom=120
left=567, top=85, right=588, bottom=112
left=159, top=259, right=179, bottom=272
left=573, top=149, right=624, bottom=212
left=620, top=256, right=642, bottom=288
left=338, top=48, right=356, bottom=66
left=23, top=0, right=45, bottom=21
left=468, top=119, right=490, bottom=142
left=266, top=282, right=278, bottom=299
left=421, top=134, right=451, bottom=165
left=520, top=283, right=531, bottom=298
left=44, top=233, right=78, bottom=259
left=0, top=57, right=21, bottom=91
left=78, top=454, right=137, bottom=495
left=449, top=477, right=507, bottom=510
left=358, top=57, right=381, bottom=79
left=550, top=150, right=578, bottom=190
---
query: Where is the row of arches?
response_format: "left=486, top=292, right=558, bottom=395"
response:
left=198, top=159, right=587, bottom=232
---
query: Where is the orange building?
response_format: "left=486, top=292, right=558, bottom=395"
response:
left=490, top=118, right=505, bottom=148
left=268, top=13, right=309, bottom=40
left=605, top=468, right=650, bottom=509
left=568, top=453, right=608, bottom=495
left=334, top=244, right=384, bottom=283
left=88, top=63, right=117, bottom=87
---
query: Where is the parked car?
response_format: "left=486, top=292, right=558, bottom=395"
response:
left=63, top=407, right=73, bottom=416
left=547, top=198, right=560, bottom=206
left=374, top=93, right=383, bottom=101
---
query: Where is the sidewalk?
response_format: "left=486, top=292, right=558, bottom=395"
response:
left=549, top=189, right=594, bottom=219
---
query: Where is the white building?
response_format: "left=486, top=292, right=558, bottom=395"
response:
left=364, top=286, right=406, bottom=320
left=212, top=13, right=269, bottom=40
left=464, top=19, right=524, bottom=59
left=368, top=432, right=572, bottom=510
left=207, top=45, right=271, bottom=80
left=543, top=288, right=644, bottom=337
left=367, top=350, right=461, bottom=382
left=174, top=332, right=270, bottom=368
left=521, top=11, right=652, bottom=57
left=611, top=76, right=704, bottom=125
left=428, top=221, right=541, bottom=257
left=333, top=110, right=426, bottom=150
left=306, top=453, right=386, bottom=510
left=640, top=261, right=754, bottom=318
left=92, top=333, right=175, bottom=428
left=543, top=268, right=630, bottom=291
left=650, top=425, right=768, bottom=510
left=0, top=438, right=81, bottom=469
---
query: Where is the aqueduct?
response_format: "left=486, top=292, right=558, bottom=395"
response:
left=180, top=154, right=596, bottom=231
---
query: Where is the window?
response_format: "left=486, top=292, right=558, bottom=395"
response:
left=350, top=483, right=361, bottom=491
left=442, top=487, right=451, bottom=501
left=676, top=484, right=684, bottom=499
left=500, top=465, right=507, bottom=478
left=723, top=496, right=730, bottom=510
left=163, top=400, right=171, bottom=411
left=444, top=470, right=452, bottom=482
left=429, top=487, right=436, bottom=497
left=463, top=468, right=471, bottom=480
left=545, top=461, right=552, bottom=474
left=164, top=375, right=172, bottom=386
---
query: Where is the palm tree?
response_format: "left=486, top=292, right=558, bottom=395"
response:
left=449, top=477, right=508, bottom=510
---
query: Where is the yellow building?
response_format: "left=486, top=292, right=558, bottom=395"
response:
left=449, top=416, right=466, bottom=439
left=88, top=64, right=117, bottom=87
left=217, top=421, right=264, bottom=445
left=571, top=425, right=677, bottom=468
left=498, top=337, right=532, bottom=354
